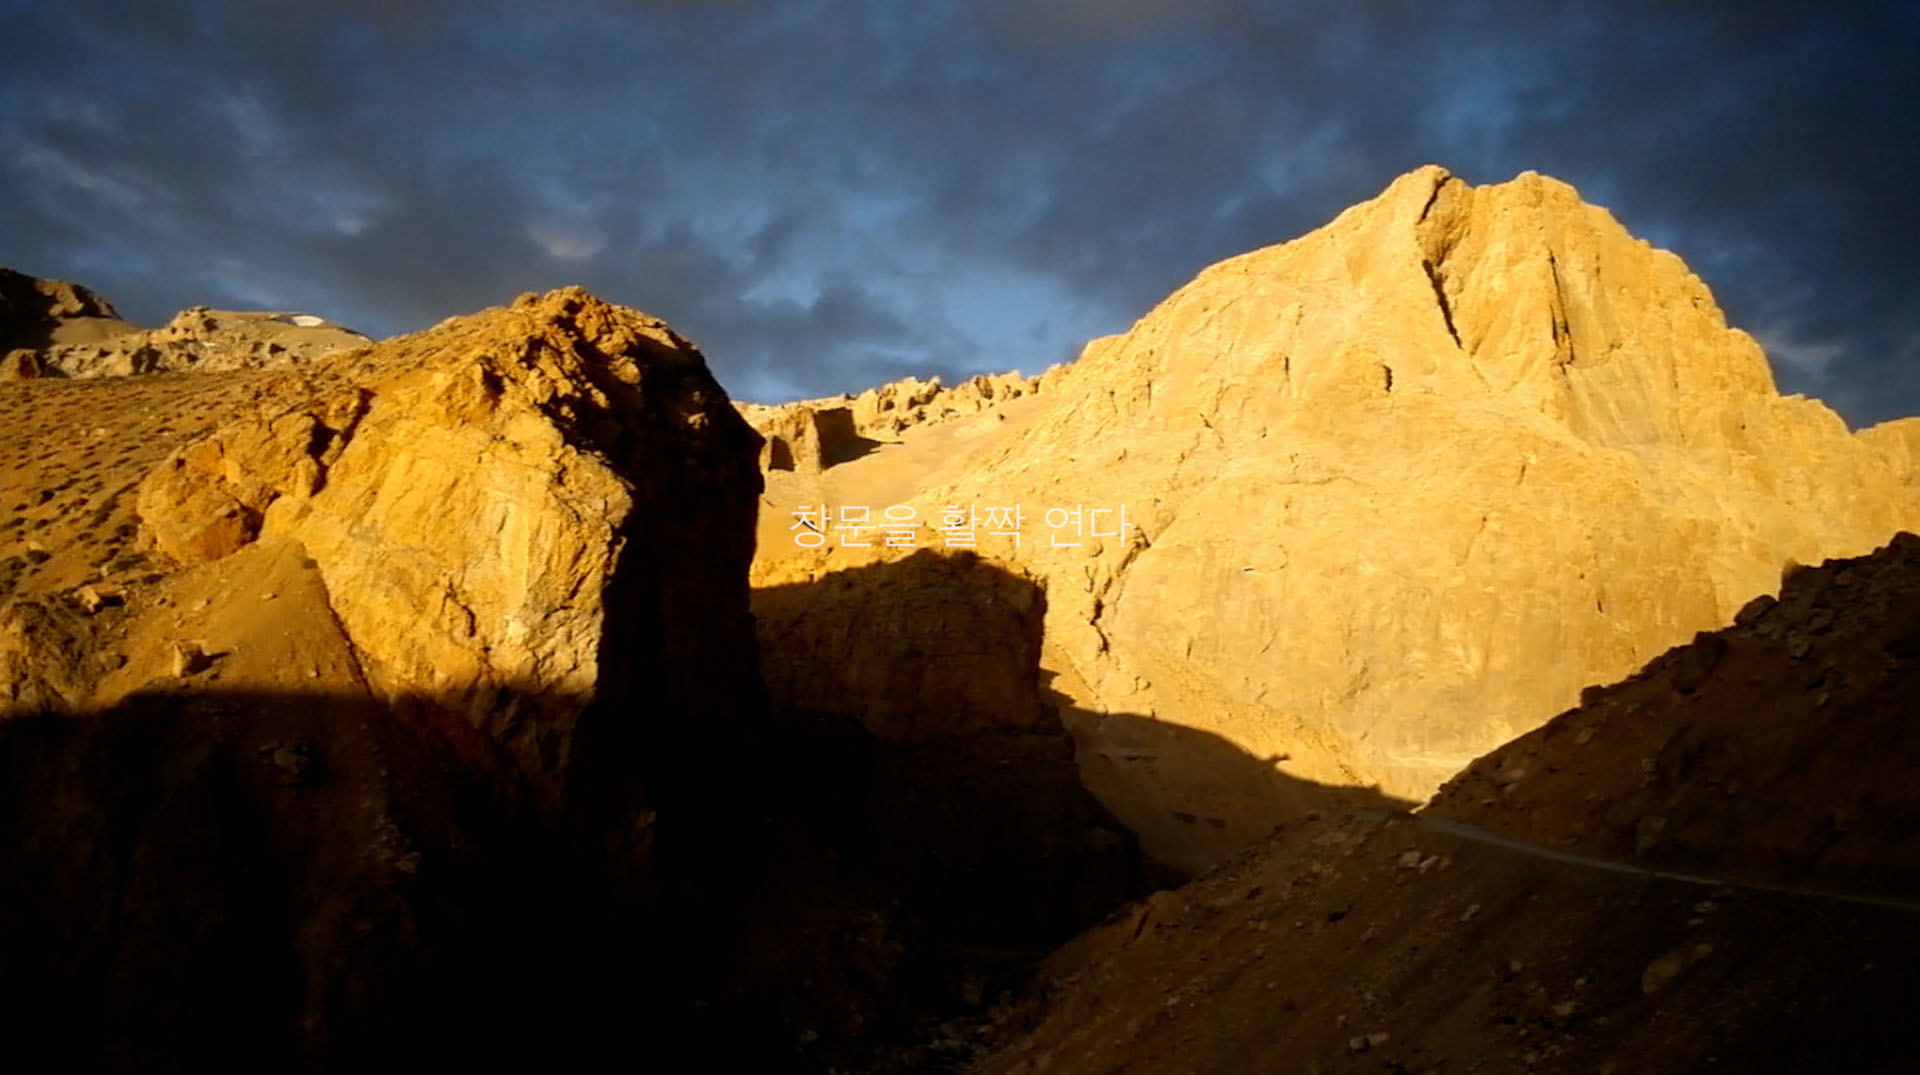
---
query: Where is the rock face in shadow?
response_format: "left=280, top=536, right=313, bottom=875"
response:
left=1, top=284, right=1168, bottom=1073
left=0, top=266, right=128, bottom=350
left=754, top=550, right=1146, bottom=949
left=900, top=165, right=1920, bottom=801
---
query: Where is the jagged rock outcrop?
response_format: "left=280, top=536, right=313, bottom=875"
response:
left=0, top=267, right=368, bottom=376
left=0, top=349, right=39, bottom=381
left=899, top=165, right=1920, bottom=807
left=0, top=266, right=129, bottom=350
left=737, top=370, right=1041, bottom=469
left=737, top=399, right=874, bottom=471
left=849, top=371, right=1039, bottom=436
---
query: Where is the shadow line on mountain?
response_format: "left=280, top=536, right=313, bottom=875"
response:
left=749, top=547, right=1415, bottom=887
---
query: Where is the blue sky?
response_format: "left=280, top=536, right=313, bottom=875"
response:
left=2, top=0, right=1916, bottom=423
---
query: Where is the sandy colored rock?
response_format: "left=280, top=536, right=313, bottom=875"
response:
left=742, top=167, right=1920, bottom=873
left=848, top=370, right=1040, bottom=436
left=0, top=349, right=40, bottom=381
left=44, top=305, right=372, bottom=377
left=135, top=393, right=368, bottom=565
left=0, top=600, right=89, bottom=715
left=2, top=267, right=367, bottom=377
left=1861, top=416, right=1920, bottom=493
left=736, top=369, right=1041, bottom=461
left=736, top=400, right=874, bottom=471
left=133, top=287, right=764, bottom=808
left=901, top=165, right=1920, bottom=808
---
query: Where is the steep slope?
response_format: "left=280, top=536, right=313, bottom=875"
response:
left=966, top=535, right=1920, bottom=1075
left=1430, top=530, right=1920, bottom=895
left=751, top=166, right=1920, bottom=871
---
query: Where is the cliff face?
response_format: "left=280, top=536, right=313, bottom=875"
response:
left=748, top=166, right=1920, bottom=868
left=0, top=288, right=775, bottom=1067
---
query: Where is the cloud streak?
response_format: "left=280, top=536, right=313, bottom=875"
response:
left=0, top=0, right=1914, bottom=422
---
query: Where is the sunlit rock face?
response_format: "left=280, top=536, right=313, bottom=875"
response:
left=946, top=165, right=1920, bottom=802
left=751, top=167, right=1920, bottom=833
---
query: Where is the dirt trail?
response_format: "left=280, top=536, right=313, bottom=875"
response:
left=1417, top=814, right=1920, bottom=914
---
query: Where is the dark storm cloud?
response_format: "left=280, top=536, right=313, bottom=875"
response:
left=0, top=0, right=1914, bottom=420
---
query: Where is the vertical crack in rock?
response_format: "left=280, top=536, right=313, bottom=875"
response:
left=1422, top=258, right=1466, bottom=352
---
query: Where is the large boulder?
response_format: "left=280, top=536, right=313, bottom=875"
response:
left=132, top=287, right=765, bottom=809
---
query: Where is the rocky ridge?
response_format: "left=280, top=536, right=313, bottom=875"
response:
left=41, top=305, right=372, bottom=377
left=0, top=266, right=368, bottom=381
left=738, top=369, right=1041, bottom=471
left=1431, top=530, right=1920, bottom=894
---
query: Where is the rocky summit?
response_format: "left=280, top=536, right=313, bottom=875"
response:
left=749, top=165, right=1919, bottom=870
left=2, top=165, right=1918, bottom=1074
